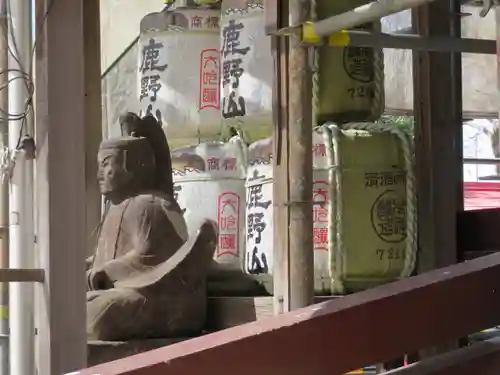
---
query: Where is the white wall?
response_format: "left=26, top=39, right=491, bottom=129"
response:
left=100, top=0, right=163, bottom=73
left=463, top=119, right=499, bottom=182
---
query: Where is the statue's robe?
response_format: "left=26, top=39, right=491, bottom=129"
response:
left=87, top=192, right=216, bottom=341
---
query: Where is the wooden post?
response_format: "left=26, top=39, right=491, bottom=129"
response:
left=497, top=0, right=500, bottom=150
left=412, top=0, right=462, bottom=359
left=34, top=0, right=87, bottom=372
left=412, top=0, right=462, bottom=272
left=271, top=0, right=314, bottom=314
left=83, top=0, right=102, bottom=256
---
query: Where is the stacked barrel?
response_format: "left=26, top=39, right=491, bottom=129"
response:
left=137, top=0, right=416, bottom=295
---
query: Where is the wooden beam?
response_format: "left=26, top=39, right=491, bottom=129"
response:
left=457, top=209, right=500, bottom=259
left=205, top=296, right=340, bottom=330
left=383, top=338, right=500, bottom=375
left=34, top=0, right=87, bottom=373
left=76, top=252, right=500, bottom=375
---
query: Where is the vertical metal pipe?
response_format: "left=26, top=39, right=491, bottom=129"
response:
left=0, top=1, right=8, bottom=374
left=269, top=0, right=291, bottom=314
left=8, top=0, right=35, bottom=373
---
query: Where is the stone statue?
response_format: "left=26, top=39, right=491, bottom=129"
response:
left=86, top=125, right=217, bottom=341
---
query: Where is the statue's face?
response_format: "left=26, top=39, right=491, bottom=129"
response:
left=97, top=148, right=131, bottom=196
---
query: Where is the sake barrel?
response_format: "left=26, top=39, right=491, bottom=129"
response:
left=220, top=0, right=272, bottom=142
left=321, top=124, right=416, bottom=293
left=172, top=138, right=247, bottom=270
left=138, top=6, right=222, bottom=149
left=245, top=126, right=416, bottom=294
left=244, top=133, right=333, bottom=291
left=245, top=137, right=273, bottom=275
left=314, top=0, right=385, bottom=124
left=220, top=0, right=384, bottom=143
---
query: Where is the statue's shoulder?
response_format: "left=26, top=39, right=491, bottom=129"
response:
left=132, top=192, right=165, bottom=203
left=128, top=192, right=182, bottom=214
left=127, top=192, right=188, bottom=240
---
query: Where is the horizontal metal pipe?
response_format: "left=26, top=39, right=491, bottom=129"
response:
left=385, top=107, right=499, bottom=120
left=0, top=269, right=44, bottom=283
left=478, top=175, right=500, bottom=181
left=312, top=0, right=437, bottom=37
left=316, top=30, right=497, bottom=54
left=463, top=158, right=500, bottom=165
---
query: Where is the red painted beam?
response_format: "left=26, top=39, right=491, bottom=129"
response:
left=72, top=252, right=500, bottom=375
left=384, top=337, right=500, bottom=375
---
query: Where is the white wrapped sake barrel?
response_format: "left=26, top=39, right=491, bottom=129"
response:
left=220, top=0, right=273, bottom=141
left=220, top=0, right=384, bottom=143
left=245, top=125, right=417, bottom=294
left=244, top=138, right=273, bottom=274
left=172, top=137, right=248, bottom=270
left=138, top=5, right=222, bottom=149
left=244, top=133, right=332, bottom=287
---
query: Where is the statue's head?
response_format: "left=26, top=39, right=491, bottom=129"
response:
left=97, top=136, right=156, bottom=200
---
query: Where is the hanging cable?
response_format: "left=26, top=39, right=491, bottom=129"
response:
left=0, top=0, right=55, bottom=183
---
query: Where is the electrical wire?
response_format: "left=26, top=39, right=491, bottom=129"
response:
left=0, top=0, right=54, bottom=182
left=4, top=0, right=34, bottom=150
left=2, top=0, right=54, bottom=150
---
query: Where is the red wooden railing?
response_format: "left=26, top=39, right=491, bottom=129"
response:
left=74, top=251, right=500, bottom=375
left=464, top=182, right=500, bottom=211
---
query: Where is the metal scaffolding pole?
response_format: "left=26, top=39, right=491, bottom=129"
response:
left=8, top=0, right=35, bottom=373
left=463, top=158, right=500, bottom=165
left=313, top=30, right=496, bottom=55
left=0, top=1, right=7, bottom=374
left=276, top=0, right=439, bottom=38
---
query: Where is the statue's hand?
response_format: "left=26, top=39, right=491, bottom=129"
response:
left=86, top=267, right=113, bottom=291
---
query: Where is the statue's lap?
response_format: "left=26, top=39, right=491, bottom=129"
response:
left=87, top=288, right=148, bottom=341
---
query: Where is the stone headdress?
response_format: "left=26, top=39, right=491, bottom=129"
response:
left=119, top=112, right=174, bottom=196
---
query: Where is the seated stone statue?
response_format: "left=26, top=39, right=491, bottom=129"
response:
left=86, top=135, right=217, bottom=341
